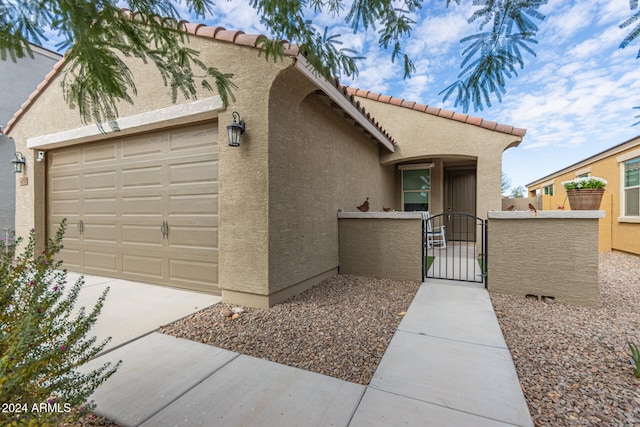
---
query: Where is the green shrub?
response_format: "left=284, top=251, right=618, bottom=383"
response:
left=629, top=341, right=640, bottom=378
left=0, top=219, right=120, bottom=426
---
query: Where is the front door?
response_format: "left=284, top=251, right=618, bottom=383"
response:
left=444, top=168, right=476, bottom=241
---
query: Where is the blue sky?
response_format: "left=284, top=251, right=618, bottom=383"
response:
left=41, top=0, right=640, bottom=191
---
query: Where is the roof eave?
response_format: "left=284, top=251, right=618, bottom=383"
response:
left=294, top=56, right=395, bottom=152
left=345, top=87, right=527, bottom=138
left=526, top=135, right=640, bottom=188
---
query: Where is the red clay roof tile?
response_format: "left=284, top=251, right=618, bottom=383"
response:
left=234, top=34, right=266, bottom=47
left=184, top=22, right=205, bottom=34
left=4, top=55, right=66, bottom=132
left=401, top=100, right=415, bottom=109
left=425, top=106, right=441, bottom=115
left=282, top=43, right=299, bottom=56
left=215, top=30, right=243, bottom=43
left=438, top=110, right=454, bottom=119
left=345, top=87, right=526, bottom=137
left=7, top=14, right=523, bottom=144
left=413, top=103, right=428, bottom=112
left=193, top=25, right=225, bottom=38
left=465, top=116, right=482, bottom=126
left=480, top=120, right=498, bottom=131
left=452, top=112, right=468, bottom=122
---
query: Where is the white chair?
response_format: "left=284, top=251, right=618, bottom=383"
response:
left=423, top=211, right=447, bottom=248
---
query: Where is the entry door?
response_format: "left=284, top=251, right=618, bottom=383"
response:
left=444, top=168, right=476, bottom=241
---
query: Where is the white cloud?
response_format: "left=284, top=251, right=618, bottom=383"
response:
left=597, top=0, right=632, bottom=26
left=400, top=74, right=433, bottom=102
left=407, top=7, right=469, bottom=58
left=542, top=1, right=596, bottom=44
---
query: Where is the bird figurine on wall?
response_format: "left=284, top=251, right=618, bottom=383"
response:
left=506, top=205, right=515, bottom=211
left=528, top=203, right=537, bottom=217
left=357, top=198, right=370, bottom=212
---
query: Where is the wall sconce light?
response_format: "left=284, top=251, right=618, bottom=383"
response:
left=226, top=111, right=245, bottom=147
left=12, top=152, right=26, bottom=174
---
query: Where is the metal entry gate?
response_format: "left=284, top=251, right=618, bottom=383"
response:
left=423, top=212, right=487, bottom=288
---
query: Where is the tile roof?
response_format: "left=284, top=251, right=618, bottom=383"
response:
left=4, top=57, right=67, bottom=133
left=345, top=87, right=527, bottom=138
left=4, top=10, right=303, bottom=134
left=4, top=12, right=524, bottom=143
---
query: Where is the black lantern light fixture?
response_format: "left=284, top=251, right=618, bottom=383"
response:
left=226, top=111, right=245, bottom=147
left=12, top=152, right=26, bottom=174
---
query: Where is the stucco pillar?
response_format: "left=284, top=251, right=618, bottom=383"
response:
left=476, top=153, right=503, bottom=218
left=218, top=108, right=272, bottom=308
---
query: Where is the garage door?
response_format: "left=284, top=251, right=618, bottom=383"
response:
left=47, top=121, right=219, bottom=294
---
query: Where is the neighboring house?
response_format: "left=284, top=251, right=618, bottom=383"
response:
left=5, top=16, right=525, bottom=308
left=527, top=136, right=640, bottom=255
left=0, top=44, right=62, bottom=243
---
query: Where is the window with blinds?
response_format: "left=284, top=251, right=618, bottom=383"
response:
left=624, top=158, right=640, bottom=216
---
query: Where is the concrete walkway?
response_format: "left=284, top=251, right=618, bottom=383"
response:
left=80, top=276, right=533, bottom=427
left=70, top=273, right=221, bottom=352
left=426, top=241, right=485, bottom=282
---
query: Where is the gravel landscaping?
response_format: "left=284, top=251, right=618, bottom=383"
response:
left=160, top=275, right=421, bottom=385
left=491, top=251, right=640, bottom=427
left=80, top=251, right=640, bottom=426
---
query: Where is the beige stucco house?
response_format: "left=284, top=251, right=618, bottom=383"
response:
left=6, top=16, right=526, bottom=308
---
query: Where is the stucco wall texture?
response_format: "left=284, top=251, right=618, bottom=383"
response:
left=1, top=46, right=61, bottom=238
left=338, top=217, right=422, bottom=282
left=528, top=140, right=640, bottom=256
left=9, top=36, right=288, bottom=252
left=266, top=68, right=396, bottom=295
left=9, top=30, right=528, bottom=308
left=488, top=215, right=600, bottom=307
left=353, top=98, right=522, bottom=218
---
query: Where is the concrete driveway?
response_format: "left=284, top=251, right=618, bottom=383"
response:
left=68, top=272, right=221, bottom=353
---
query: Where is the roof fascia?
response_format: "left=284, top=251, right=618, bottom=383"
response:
left=294, top=55, right=395, bottom=153
left=526, top=135, right=640, bottom=187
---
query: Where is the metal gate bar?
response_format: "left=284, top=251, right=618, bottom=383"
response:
left=423, top=212, right=487, bottom=288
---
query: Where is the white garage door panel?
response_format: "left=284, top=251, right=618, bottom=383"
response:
left=47, top=122, right=219, bottom=294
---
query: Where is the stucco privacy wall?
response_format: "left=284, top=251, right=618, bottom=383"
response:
left=488, top=211, right=604, bottom=307
left=338, top=212, right=422, bottom=282
left=237, top=68, right=396, bottom=307
left=530, top=170, right=613, bottom=253
left=528, top=139, right=640, bottom=255
left=352, top=98, right=522, bottom=217
left=9, top=32, right=290, bottom=284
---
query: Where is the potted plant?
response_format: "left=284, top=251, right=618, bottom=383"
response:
left=562, top=176, right=607, bottom=210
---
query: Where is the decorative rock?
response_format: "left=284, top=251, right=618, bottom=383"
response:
left=492, top=252, right=640, bottom=427
left=221, top=307, right=233, bottom=318
left=231, top=307, right=244, bottom=314
left=159, top=274, right=420, bottom=386
left=231, top=313, right=240, bottom=320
